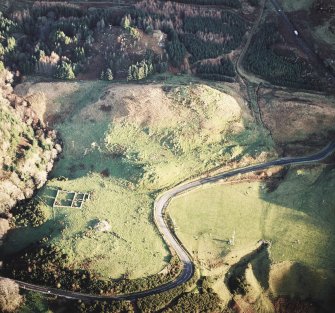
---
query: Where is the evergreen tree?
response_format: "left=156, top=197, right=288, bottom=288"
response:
left=73, top=47, right=85, bottom=63
left=127, top=60, right=153, bottom=81
left=105, top=68, right=113, bottom=81
left=54, top=61, right=75, bottom=80
left=6, top=37, right=16, bottom=52
left=121, top=15, right=131, bottom=30
left=166, top=39, right=186, bottom=68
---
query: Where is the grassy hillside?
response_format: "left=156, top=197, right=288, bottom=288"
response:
left=169, top=165, right=335, bottom=270
left=168, top=164, right=335, bottom=310
left=3, top=80, right=274, bottom=282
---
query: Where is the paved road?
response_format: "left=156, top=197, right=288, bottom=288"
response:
left=2, top=141, right=335, bottom=301
left=236, top=0, right=267, bottom=85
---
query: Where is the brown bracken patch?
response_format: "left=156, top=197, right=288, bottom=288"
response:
left=273, top=297, right=318, bottom=313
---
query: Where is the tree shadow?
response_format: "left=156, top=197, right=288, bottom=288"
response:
left=272, top=262, right=335, bottom=311
left=258, top=164, right=335, bottom=267
left=261, top=164, right=335, bottom=224
left=1, top=215, right=67, bottom=257
left=225, top=243, right=271, bottom=294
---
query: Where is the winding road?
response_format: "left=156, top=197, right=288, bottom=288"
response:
left=2, top=0, right=335, bottom=303
left=3, top=141, right=335, bottom=301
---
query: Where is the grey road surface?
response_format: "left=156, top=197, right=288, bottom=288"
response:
left=2, top=142, right=335, bottom=301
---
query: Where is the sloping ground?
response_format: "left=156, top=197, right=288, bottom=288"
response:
left=270, top=261, right=335, bottom=311
left=168, top=164, right=335, bottom=311
left=4, top=80, right=274, bottom=282
left=279, top=0, right=335, bottom=75
left=258, top=87, right=335, bottom=152
left=77, top=26, right=164, bottom=80
left=0, top=73, right=60, bottom=213
left=231, top=256, right=333, bottom=313
left=17, top=81, right=274, bottom=189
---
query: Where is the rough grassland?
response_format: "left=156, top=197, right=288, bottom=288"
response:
left=280, top=0, right=314, bottom=12
left=4, top=79, right=274, bottom=280
left=168, top=165, right=335, bottom=271
left=312, top=21, right=335, bottom=48
left=258, top=88, right=335, bottom=144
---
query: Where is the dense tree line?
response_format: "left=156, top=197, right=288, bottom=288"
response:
left=162, top=0, right=241, bottom=8
left=137, top=286, right=185, bottom=312
left=136, top=270, right=199, bottom=313
left=180, top=34, right=224, bottom=63
left=165, top=29, right=186, bottom=67
left=196, top=58, right=235, bottom=81
left=0, top=3, right=125, bottom=78
left=2, top=242, right=183, bottom=295
left=243, top=23, right=320, bottom=90
left=31, top=2, right=84, bottom=19
left=124, top=9, right=187, bottom=67
left=248, top=0, right=259, bottom=7
left=2, top=2, right=167, bottom=79
left=183, top=13, right=246, bottom=35
left=163, top=291, right=222, bottom=313
left=101, top=68, right=114, bottom=81
left=70, top=300, right=134, bottom=313
left=55, top=60, right=76, bottom=80
left=196, top=58, right=235, bottom=76
left=197, top=73, right=235, bottom=82
left=137, top=275, right=223, bottom=313
left=127, top=59, right=154, bottom=81
left=0, top=12, right=17, bottom=70
left=180, top=13, right=246, bottom=63
left=127, top=3, right=247, bottom=71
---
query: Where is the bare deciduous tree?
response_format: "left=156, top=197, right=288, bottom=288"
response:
left=0, top=278, right=23, bottom=312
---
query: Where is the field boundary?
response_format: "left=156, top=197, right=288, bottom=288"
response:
left=52, top=189, right=91, bottom=209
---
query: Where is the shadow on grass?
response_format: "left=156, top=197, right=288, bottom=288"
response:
left=258, top=164, right=335, bottom=269
left=1, top=216, right=67, bottom=256
left=225, top=243, right=271, bottom=294
left=261, top=164, right=335, bottom=224
left=38, top=186, right=58, bottom=206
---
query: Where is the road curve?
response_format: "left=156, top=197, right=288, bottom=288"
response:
left=2, top=141, right=335, bottom=301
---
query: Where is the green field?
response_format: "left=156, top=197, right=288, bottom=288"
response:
left=3, top=79, right=274, bottom=280
left=168, top=165, right=335, bottom=270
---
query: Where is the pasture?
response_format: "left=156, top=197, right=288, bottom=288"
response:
left=4, top=79, right=274, bottom=279
left=168, top=165, right=335, bottom=271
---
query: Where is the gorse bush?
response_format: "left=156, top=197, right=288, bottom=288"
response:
left=12, top=199, right=48, bottom=227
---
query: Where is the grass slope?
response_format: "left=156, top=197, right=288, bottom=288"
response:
left=168, top=165, right=335, bottom=270
left=4, top=79, right=274, bottom=280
